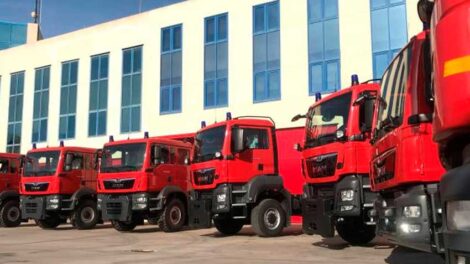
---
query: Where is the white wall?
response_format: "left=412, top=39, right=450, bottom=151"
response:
left=0, top=0, right=422, bottom=153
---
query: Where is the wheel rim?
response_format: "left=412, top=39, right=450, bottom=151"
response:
left=263, top=208, right=281, bottom=230
left=80, top=207, right=95, bottom=224
left=169, top=206, right=182, bottom=226
left=7, top=207, right=20, bottom=222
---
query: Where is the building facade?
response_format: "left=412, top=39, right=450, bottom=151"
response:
left=0, top=0, right=422, bottom=153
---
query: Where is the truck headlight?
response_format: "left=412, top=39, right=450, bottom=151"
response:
left=340, top=190, right=354, bottom=201
left=46, top=195, right=61, bottom=210
left=132, top=194, right=148, bottom=210
left=447, top=201, right=470, bottom=231
left=217, top=193, right=227, bottom=203
left=403, top=206, right=421, bottom=218
left=400, top=223, right=421, bottom=233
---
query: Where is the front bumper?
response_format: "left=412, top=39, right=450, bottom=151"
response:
left=20, top=195, right=72, bottom=220
left=97, top=193, right=158, bottom=222
left=188, top=184, right=232, bottom=228
left=373, top=184, right=442, bottom=253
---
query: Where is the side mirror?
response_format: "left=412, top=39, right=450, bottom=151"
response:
left=64, top=153, right=74, bottom=172
left=293, top=143, right=302, bottom=152
left=291, top=114, right=306, bottom=122
left=232, top=127, right=245, bottom=153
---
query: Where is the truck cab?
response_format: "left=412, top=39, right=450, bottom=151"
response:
left=298, top=81, right=379, bottom=245
left=189, top=116, right=303, bottom=237
left=20, top=145, right=100, bottom=229
left=0, top=153, right=23, bottom=227
left=97, top=134, right=192, bottom=232
left=369, top=30, right=445, bottom=253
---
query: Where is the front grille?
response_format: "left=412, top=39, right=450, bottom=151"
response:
left=305, top=153, right=338, bottom=178
left=193, top=169, right=215, bottom=185
left=103, top=179, right=135, bottom=190
left=24, top=182, right=49, bottom=192
left=25, top=202, right=38, bottom=214
left=106, top=202, right=122, bottom=215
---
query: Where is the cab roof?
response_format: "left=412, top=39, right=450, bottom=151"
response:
left=308, top=83, right=379, bottom=109
left=27, top=146, right=98, bottom=154
left=0, top=153, right=23, bottom=159
left=104, top=136, right=193, bottom=149
left=198, top=117, right=275, bottom=133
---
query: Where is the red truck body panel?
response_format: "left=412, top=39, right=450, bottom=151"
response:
left=97, top=136, right=193, bottom=194
left=276, top=127, right=304, bottom=195
left=301, top=84, right=379, bottom=185
left=0, top=153, right=22, bottom=193
left=20, top=147, right=98, bottom=196
left=432, top=0, right=470, bottom=142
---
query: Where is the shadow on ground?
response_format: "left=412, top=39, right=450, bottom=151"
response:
left=312, top=236, right=394, bottom=250
left=385, top=247, right=445, bottom=264
left=200, top=225, right=304, bottom=238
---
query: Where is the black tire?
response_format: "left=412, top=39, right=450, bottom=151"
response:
left=74, top=200, right=99, bottom=230
left=36, top=214, right=61, bottom=229
left=0, top=200, right=21, bottom=227
left=251, top=199, right=286, bottom=237
left=111, top=220, right=137, bottom=232
left=213, top=217, right=244, bottom=236
left=336, top=217, right=376, bottom=245
left=159, top=198, right=186, bottom=232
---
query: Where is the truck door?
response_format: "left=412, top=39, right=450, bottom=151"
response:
left=175, top=148, right=190, bottom=191
left=372, top=44, right=412, bottom=185
left=152, top=144, right=175, bottom=190
left=62, top=152, right=83, bottom=193
left=229, top=127, right=275, bottom=183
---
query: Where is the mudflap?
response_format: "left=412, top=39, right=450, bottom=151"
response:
left=188, top=199, right=212, bottom=228
left=302, top=197, right=335, bottom=237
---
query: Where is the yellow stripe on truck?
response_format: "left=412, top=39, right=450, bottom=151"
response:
left=444, top=55, right=470, bottom=77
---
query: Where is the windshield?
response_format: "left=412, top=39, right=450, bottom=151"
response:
left=193, top=125, right=226, bottom=163
left=101, top=143, right=147, bottom=173
left=24, top=151, right=61, bottom=177
left=305, top=92, right=352, bottom=148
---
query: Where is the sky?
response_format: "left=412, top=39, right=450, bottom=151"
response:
left=0, top=0, right=184, bottom=37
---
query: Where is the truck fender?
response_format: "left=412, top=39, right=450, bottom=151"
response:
left=245, top=175, right=285, bottom=204
left=0, top=190, right=20, bottom=205
left=334, top=175, right=362, bottom=217
left=154, top=185, right=187, bottom=211
left=71, top=187, right=96, bottom=208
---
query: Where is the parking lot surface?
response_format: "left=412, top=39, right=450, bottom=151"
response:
left=0, top=223, right=445, bottom=264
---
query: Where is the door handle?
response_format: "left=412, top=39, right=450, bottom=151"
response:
left=258, top=164, right=264, bottom=171
left=167, top=176, right=173, bottom=183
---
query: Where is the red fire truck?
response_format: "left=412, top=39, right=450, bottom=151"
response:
left=417, top=0, right=470, bottom=262
left=369, top=29, right=446, bottom=253
left=0, top=153, right=23, bottom=227
left=20, top=144, right=101, bottom=229
left=97, top=133, right=193, bottom=232
left=188, top=114, right=303, bottom=237
left=296, top=78, right=380, bottom=245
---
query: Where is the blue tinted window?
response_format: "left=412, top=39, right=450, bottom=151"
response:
left=121, top=46, right=142, bottom=133
left=160, top=25, right=183, bottom=114
left=59, top=60, right=78, bottom=139
left=7, top=71, right=24, bottom=153
left=0, top=22, right=27, bottom=50
left=370, top=0, right=408, bottom=78
left=32, top=66, right=50, bottom=143
left=253, top=1, right=281, bottom=102
left=89, top=53, right=109, bottom=136
left=308, top=0, right=340, bottom=94
left=204, top=14, right=228, bottom=108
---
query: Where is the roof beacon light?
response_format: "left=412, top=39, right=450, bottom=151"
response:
left=201, top=121, right=207, bottom=128
left=109, top=135, right=114, bottom=142
left=60, top=141, right=64, bottom=147
left=144, top=131, right=149, bottom=139
left=315, top=92, right=322, bottom=102
left=351, top=74, right=360, bottom=86
left=226, top=112, right=232, bottom=120
left=32, top=143, right=37, bottom=149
